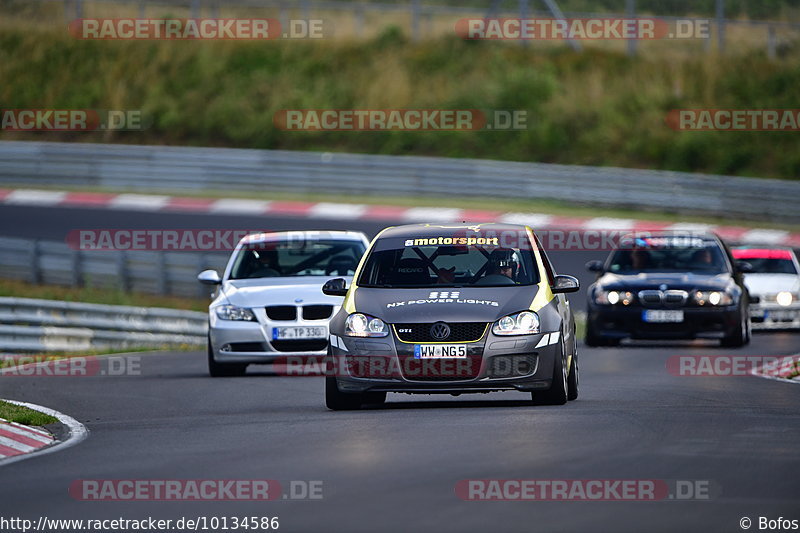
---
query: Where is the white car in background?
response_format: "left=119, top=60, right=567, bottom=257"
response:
left=198, top=230, right=370, bottom=376
left=732, top=246, right=800, bottom=330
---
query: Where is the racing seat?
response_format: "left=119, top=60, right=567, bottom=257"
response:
left=326, top=255, right=358, bottom=276
left=391, top=258, right=431, bottom=286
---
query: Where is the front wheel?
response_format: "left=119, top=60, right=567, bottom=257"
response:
left=207, top=340, right=247, bottom=377
left=585, top=321, right=619, bottom=347
left=532, top=337, right=569, bottom=406
left=567, top=347, right=579, bottom=401
left=720, top=309, right=750, bottom=348
left=325, top=376, right=363, bottom=410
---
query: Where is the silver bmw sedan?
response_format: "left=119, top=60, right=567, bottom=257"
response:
left=198, top=230, right=370, bottom=376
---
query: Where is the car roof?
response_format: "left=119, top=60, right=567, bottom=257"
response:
left=375, top=223, right=530, bottom=239
left=732, top=244, right=794, bottom=250
left=239, top=230, right=367, bottom=245
left=621, top=231, right=720, bottom=240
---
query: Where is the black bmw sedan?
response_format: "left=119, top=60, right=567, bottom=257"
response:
left=585, top=232, right=752, bottom=347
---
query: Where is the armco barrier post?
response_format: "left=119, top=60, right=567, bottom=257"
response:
left=117, top=251, right=130, bottom=292
left=157, top=252, right=168, bottom=295
left=626, top=0, right=637, bottom=56
left=71, top=249, right=83, bottom=287
left=30, top=240, right=42, bottom=284
left=716, top=0, right=726, bottom=52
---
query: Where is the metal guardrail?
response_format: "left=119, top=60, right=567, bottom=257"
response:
left=1, top=140, right=798, bottom=222
left=0, top=235, right=228, bottom=299
left=36, top=0, right=800, bottom=56
left=0, top=297, right=207, bottom=352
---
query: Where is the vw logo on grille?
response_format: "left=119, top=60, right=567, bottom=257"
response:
left=430, top=322, right=451, bottom=340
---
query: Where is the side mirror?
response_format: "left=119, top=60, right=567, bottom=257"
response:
left=322, top=278, right=348, bottom=297
left=552, top=274, right=580, bottom=294
left=197, top=269, right=222, bottom=285
left=585, top=260, right=604, bottom=273
left=736, top=261, right=754, bottom=273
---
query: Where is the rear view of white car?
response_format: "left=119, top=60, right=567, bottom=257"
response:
left=732, top=246, right=800, bottom=330
left=198, top=230, right=369, bottom=376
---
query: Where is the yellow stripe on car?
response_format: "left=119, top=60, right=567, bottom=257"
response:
left=526, top=226, right=555, bottom=312
left=344, top=226, right=394, bottom=314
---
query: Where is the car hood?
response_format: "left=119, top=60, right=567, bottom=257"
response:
left=351, top=286, right=540, bottom=323
left=222, top=276, right=351, bottom=307
left=596, top=272, right=733, bottom=291
left=742, top=273, right=800, bottom=295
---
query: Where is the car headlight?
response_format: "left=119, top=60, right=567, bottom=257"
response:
left=345, top=313, right=389, bottom=337
left=215, top=304, right=256, bottom=321
left=694, top=291, right=733, bottom=306
left=594, top=290, right=634, bottom=306
left=492, top=311, right=540, bottom=336
left=777, top=291, right=794, bottom=307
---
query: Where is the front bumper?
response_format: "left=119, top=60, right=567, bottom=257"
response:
left=329, top=330, right=563, bottom=394
left=749, top=303, right=800, bottom=330
left=587, top=305, right=740, bottom=340
left=209, top=313, right=329, bottom=364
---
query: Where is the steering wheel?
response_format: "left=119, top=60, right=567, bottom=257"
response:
left=474, top=274, right=516, bottom=286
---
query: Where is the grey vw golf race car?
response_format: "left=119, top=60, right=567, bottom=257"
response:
left=321, top=223, right=580, bottom=410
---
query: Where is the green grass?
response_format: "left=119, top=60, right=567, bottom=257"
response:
left=0, top=278, right=208, bottom=312
left=1, top=25, right=799, bottom=180
left=0, top=400, right=58, bottom=426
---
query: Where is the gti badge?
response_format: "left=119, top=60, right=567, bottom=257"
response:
left=430, top=322, right=451, bottom=340
left=295, top=298, right=304, bottom=303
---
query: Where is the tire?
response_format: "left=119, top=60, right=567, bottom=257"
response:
left=584, top=321, right=603, bottom=347
left=567, top=346, right=579, bottom=401
left=585, top=322, right=619, bottom=347
left=744, top=313, right=752, bottom=344
left=325, top=376, right=363, bottom=410
left=207, top=339, right=247, bottom=377
left=532, top=334, right=569, bottom=406
left=363, top=391, right=387, bottom=405
left=720, top=309, right=749, bottom=348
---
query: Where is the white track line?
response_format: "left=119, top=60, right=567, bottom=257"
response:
left=0, top=435, right=36, bottom=452
left=308, top=203, right=367, bottom=219
left=0, top=423, right=53, bottom=443
left=740, top=229, right=790, bottom=244
left=110, top=194, right=170, bottom=211
left=583, top=217, right=635, bottom=231
left=0, top=400, right=88, bottom=466
left=499, top=213, right=554, bottom=227
left=667, top=222, right=716, bottom=232
left=403, top=207, right=463, bottom=222
left=210, top=198, right=270, bottom=214
left=4, top=189, right=66, bottom=205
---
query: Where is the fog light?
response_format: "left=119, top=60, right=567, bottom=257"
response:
left=221, top=344, right=232, bottom=352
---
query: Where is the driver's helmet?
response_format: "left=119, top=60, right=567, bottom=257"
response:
left=488, top=248, right=519, bottom=278
left=254, top=248, right=279, bottom=266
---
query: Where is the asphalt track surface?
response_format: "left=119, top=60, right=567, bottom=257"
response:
left=1, top=205, right=799, bottom=533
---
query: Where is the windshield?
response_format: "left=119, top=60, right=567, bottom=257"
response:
left=358, top=238, right=540, bottom=288
left=607, top=236, right=729, bottom=274
left=732, top=249, right=798, bottom=274
left=229, top=239, right=365, bottom=279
